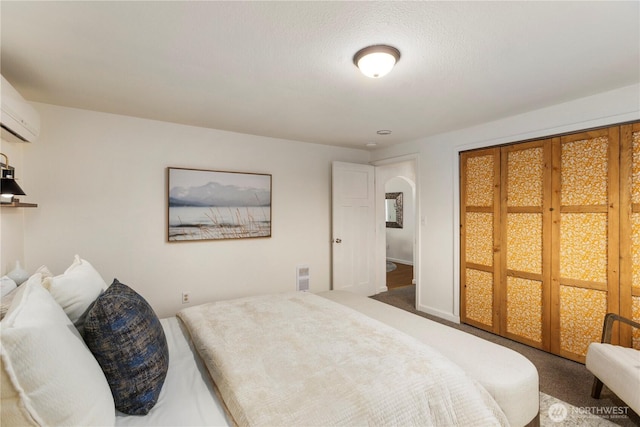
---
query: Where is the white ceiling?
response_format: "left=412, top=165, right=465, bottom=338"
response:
left=1, top=1, right=639, bottom=150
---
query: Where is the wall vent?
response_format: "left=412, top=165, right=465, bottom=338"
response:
left=296, top=265, right=310, bottom=291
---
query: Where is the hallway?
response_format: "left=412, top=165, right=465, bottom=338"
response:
left=386, top=262, right=413, bottom=289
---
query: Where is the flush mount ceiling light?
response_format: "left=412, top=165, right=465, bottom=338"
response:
left=353, top=45, right=401, bottom=78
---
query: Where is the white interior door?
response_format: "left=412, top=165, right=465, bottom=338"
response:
left=332, top=161, right=376, bottom=296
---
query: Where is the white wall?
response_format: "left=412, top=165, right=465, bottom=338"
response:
left=16, top=103, right=369, bottom=317
left=385, top=177, right=414, bottom=265
left=371, top=83, right=640, bottom=322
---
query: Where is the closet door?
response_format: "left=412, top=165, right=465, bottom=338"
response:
left=620, top=122, right=640, bottom=349
left=551, top=129, right=620, bottom=362
left=500, top=141, right=551, bottom=350
left=460, top=148, right=501, bottom=333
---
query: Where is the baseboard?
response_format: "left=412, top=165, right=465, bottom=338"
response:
left=417, top=303, right=460, bottom=324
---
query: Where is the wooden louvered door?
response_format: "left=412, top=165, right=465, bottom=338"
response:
left=500, top=140, right=552, bottom=351
left=460, top=148, right=501, bottom=333
left=550, top=129, right=620, bottom=362
left=619, top=122, right=640, bottom=349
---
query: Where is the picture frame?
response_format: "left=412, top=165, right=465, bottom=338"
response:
left=385, top=192, right=403, bottom=228
left=167, top=167, right=272, bottom=241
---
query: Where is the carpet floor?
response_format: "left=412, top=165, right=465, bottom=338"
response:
left=370, top=285, right=639, bottom=426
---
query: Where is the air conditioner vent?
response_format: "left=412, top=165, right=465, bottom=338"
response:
left=1, top=75, right=40, bottom=143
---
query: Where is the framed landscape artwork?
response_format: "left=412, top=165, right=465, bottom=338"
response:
left=167, top=167, right=272, bottom=241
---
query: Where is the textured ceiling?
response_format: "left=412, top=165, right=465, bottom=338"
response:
left=1, top=1, right=639, bottom=149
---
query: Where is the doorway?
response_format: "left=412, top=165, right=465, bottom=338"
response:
left=385, top=176, right=415, bottom=289
left=374, top=157, right=418, bottom=305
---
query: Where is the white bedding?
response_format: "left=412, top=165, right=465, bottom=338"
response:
left=178, top=292, right=509, bottom=426
left=115, top=318, right=230, bottom=427
left=320, top=290, right=539, bottom=426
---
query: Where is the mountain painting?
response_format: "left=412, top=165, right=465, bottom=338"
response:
left=168, top=167, right=271, bottom=241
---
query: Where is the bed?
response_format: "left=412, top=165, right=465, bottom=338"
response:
left=176, top=291, right=509, bottom=426
left=1, top=256, right=539, bottom=426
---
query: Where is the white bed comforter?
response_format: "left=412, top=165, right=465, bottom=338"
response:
left=177, top=292, right=509, bottom=427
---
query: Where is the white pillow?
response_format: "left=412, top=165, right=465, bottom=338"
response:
left=34, top=264, right=53, bottom=281
left=0, top=288, right=18, bottom=321
left=0, top=277, right=18, bottom=320
left=0, top=276, right=17, bottom=298
left=0, top=274, right=115, bottom=426
left=1, top=267, right=53, bottom=321
left=43, top=255, right=107, bottom=333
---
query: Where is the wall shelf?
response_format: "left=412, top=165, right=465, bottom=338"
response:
left=1, top=198, right=37, bottom=208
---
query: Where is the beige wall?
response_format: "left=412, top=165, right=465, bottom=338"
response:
left=14, top=103, right=369, bottom=317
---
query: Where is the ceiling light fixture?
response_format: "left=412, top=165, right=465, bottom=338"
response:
left=353, top=45, right=401, bottom=78
left=376, top=130, right=392, bottom=135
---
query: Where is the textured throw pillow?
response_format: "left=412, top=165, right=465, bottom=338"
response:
left=43, top=255, right=107, bottom=334
left=84, top=279, right=169, bottom=415
left=0, top=274, right=115, bottom=426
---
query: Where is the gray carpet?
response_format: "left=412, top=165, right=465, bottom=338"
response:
left=371, top=285, right=639, bottom=426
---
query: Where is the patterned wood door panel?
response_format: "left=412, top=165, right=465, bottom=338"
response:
left=460, top=148, right=500, bottom=333
left=551, top=129, right=619, bottom=362
left=501, top=141, right=551, bottom=350
left=620, top=122, right=640, bottom=349
left=460, top=122, right=640, bottom=364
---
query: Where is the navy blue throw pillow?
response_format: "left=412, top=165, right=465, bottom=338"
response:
left=84, top=279, right=169, bottom=415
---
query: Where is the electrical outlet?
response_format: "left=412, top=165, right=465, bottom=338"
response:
left=182, top=292, right=190, bottom=304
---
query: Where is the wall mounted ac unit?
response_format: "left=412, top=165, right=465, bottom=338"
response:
left=1, top=75, right=40, bottom=142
